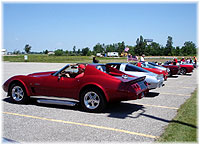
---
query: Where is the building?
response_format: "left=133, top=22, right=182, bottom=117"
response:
left=48, top=51, right=55, bottom=55
left=1, top=49, right=7, bottom=55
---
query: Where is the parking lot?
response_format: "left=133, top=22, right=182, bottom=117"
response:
left=2, top=62, right=198, bottom=143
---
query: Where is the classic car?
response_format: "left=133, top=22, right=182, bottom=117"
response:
left=141, top=61, right=170, bottom=73
left=162, top=61, right=180, bottom=76
left=133, top=62, right=168, bottom=80
left=165, top=61, right=194, bottom=75
left=106, top=63, right=164, bottom=90
left=2, top=63, right=148, bottom=113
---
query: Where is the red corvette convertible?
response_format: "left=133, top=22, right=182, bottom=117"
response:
left=133, top=62, right=168, bottom=80
left=164, top=61, right=194, bottom=75
left=3, top=63, right=148, bottom=112
left=162, top=62, right=180, bottom=76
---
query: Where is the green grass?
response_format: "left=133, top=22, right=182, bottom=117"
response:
left=2, top=54, right=189, bottom=63
left=157, top=89, right=198, bottom=142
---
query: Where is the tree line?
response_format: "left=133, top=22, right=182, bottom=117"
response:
left=15, top=35, right=197, bottom=56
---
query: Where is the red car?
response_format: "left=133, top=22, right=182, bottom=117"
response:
left=134, top=62, right=168, bottom=80
left=177, top=61, right=194, bottom=75
left=162, top=62, right=180, bottom=76
left=164, top=61, right=194, bottom=75
left=2, top=63, right=148, bottom=113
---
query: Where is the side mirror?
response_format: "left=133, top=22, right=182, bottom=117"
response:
left=58, top=74, right=62, bottom=80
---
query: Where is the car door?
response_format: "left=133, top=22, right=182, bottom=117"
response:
left=39, top=75, right=80, bottom=99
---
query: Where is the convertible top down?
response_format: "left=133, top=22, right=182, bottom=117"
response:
left=3, top=63, right=148, bottom=112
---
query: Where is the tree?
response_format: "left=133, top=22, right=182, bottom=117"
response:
left=13, top=49, right=21, bottom=54
left=117, top=41, right=125, bottom=54
left=93, top=43, right=105, bottom=53
left=54, top=49, right=64, bottom=56
left=126, top=45, right=135, bottom=55
left=24, top=44, right=31, bottom=54
left=44, top=50, right=49, bottom=54
left=181, top=41, right=197, bottom=56
left=135, top=35, right=146, bottom=56
left=73, top=46, right=76, bottom=54
left=164, top=36, right=174, bottom=56
left=65, top=50, right=69, bottom=55
left=82, top=47, right=90, bottom=56
left=77, top=49, right=81, bottom=54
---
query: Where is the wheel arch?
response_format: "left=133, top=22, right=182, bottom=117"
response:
left=8, top=80, right=30, bottom=96
left=79, top=84, right=109, bottom=102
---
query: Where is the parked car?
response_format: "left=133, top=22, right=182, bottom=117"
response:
left=141, top=61, right=170, bottom=73
left=165, top=61, right=194, bottom=75
left=133, top=62, right=168, bottom=80
left=106, top=63, right=164, bottom=90
left=2, top=63, right=148, bottom=113
left=161, top=61, right=180, bottom=76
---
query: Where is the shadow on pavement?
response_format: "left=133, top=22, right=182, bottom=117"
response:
left=3, top=97, right=197, bottom=129
left=168, top=75, right=178, bottom=78
left=145, top=92, right=159, bottom=98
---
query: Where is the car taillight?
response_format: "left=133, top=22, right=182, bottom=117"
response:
left=132, top=83, right=141, bottom=91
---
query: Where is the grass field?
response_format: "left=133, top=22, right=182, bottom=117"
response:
left=2, top=54, right=188, bottom=63
left=157, top=89, right=197, bottom=142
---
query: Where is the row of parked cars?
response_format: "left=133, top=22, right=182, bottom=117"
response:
left=2, top=60, right=195, bottom=113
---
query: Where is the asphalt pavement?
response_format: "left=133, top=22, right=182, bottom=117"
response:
left=2, top=62, right=198, bottom=143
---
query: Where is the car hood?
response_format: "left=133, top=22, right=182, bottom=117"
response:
left=28, top=71, right=56, bottom=77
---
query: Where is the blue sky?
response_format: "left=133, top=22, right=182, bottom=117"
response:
left=3, top=3, right=197, bottom=52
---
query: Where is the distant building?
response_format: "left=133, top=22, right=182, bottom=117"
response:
left=96, top=53, right=103, bottom=57
left=1, top=49, right=7, bottom=55
left=107, top=52, right=119, bottom=57
left=48, top=51, right=55, bottom=55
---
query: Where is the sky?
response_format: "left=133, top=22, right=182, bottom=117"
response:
left=3, top=3, right=197, bottom=52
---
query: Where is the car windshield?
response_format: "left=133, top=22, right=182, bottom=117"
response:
left=141, top=63, right=157, bottom=68
left=96, top=65, right=107, bottom=73
left=125, top=64, right=149, bottom=72
left=52, top=64, right=70, bottom=76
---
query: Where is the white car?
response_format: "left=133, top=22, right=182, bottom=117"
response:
left=106, top=63, right=164, bottom=90
left=142, top=61, right=170, bottom=73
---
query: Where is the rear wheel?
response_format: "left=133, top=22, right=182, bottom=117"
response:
left=80, top=88, right=107, bottom=113
left=9, top=83, right=29, bottom=104
left=180, top=68, right=187, bottom=75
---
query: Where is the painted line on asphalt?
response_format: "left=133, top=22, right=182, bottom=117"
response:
left=134, top=103, right=179, bottom=110
left=160, top=92, right=190, bottom=96
left=164, top=86, right=193, bottom=89
left=3, top=112, right=159, bottom=139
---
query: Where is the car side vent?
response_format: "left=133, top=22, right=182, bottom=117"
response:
left=31, top=87, right=35, bottom=93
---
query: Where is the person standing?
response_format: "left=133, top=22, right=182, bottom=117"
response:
left=93, top=56, right=99, bottom=63
left=193, top=56, right=197, bottom=65
left=140, top=54, right=145, bottom=61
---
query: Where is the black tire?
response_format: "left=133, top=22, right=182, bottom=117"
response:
left=168, top=71, right=172, bottom=76
left=180, top=68, right=187, bottom=75
left=80, top=88, right=107, bottom=113
left=9, top=83, right=30, bottom=104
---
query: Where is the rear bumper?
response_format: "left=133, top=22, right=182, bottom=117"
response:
left=148, top=80, right=164, bottom=89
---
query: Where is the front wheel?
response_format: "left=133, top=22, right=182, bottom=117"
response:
left=180, top=68, right=187, bottom=75
left=9, top=83, right=29, bottom=104
left=80, top=88, right=107, bottom=113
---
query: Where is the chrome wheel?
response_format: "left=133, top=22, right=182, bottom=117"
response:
left=84, top=91, right=100, bottom=110
left=11, top=86, right=24, bottom=102
left=180, top=68, right=186, bottom=75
